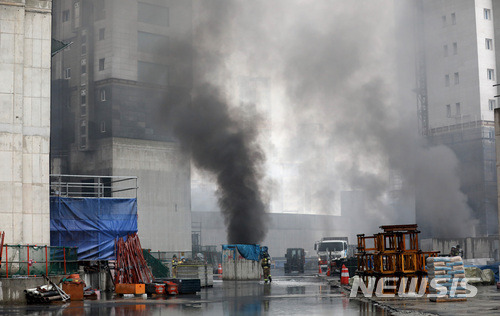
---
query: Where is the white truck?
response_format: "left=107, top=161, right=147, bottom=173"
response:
left=314, top=237, right=348, bottom=273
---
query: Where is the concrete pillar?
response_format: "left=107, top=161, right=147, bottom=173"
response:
left=494, top=108, right=500, bottom=260
left=0, top=0, right=52, bottom=245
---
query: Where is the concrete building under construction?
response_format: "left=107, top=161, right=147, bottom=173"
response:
left=0, top=0, right=52, bottom=245
left=413, top=0, right=500, bottom=236
left=50, top=0, right=193, bottom=253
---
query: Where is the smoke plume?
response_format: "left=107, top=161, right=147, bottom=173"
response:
left=187, top=0, right=476, bottom=238
left=170, top=84, right=268, bottom=244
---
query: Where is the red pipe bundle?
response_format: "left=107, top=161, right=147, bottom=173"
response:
left=115, top=233, right=153, bottom=284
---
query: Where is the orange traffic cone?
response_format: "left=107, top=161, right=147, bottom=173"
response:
left=218, top=263, right=223, bottom=274
left=341, top=264, right=349, bottom=285
left=318, top=265, right=322, bottom=274
left=326, top=265, right=331, bottom=276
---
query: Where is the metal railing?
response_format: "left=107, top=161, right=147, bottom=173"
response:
left=50, top=174, right=138, bottom=198
left=0, top=245, right=78, bottom=278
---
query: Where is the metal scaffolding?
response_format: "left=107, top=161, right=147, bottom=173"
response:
left=50, top=174, right=138, bottom=198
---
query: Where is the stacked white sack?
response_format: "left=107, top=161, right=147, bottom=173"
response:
left=426, top=256, right=467, bottom=301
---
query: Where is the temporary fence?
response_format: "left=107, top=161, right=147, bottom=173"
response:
left=149, top=251, right=193, bottom=266
left=0, top=244, right=78, bottom=278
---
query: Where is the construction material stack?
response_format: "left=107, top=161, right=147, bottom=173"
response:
left=427, top=256, right=467, bottom=302
left=177, top=264, right=213, bottom=287
left=356, top=224, right=439, bottom=294
left=114, top=233, right=153, bottom=295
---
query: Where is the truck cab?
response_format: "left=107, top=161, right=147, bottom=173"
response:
left=284, top=248, right=305, bottom=274
left=314, top=237, right=348, bottom=273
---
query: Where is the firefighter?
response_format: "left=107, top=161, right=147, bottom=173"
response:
left=450, top=246, right=458, bottom=256
left=261, top=250, right=272, bottom=283
left=172, top=255, right=178, bottom=278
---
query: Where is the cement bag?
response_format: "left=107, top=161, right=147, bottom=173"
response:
left=481, top=269, right=496, bottom=285
left=427, top=257, right=451, bottom=263
left=464, top=267, right=483, bottom=284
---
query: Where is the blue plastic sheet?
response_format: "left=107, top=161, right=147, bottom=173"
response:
left=50, top=197, right=137, bottom=260
left=222, top=244, right=262, bottom=261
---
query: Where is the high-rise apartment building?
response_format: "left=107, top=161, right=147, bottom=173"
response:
left=51, top=0, right=193, bottom=252
left=416, top=0, right=500, bottom=236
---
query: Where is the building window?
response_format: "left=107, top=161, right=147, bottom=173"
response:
left=443, top=45, right=448, bottom=57
left=451, top=13, right=456, bottom=25
left=455, top=102, right=461, bottom=116
left=80, top=137, right=87, bottom=149
left=138, top=61, right=168, bottom=85
left=80, top=120, right=86, bottom=134
left=81, top=65, right=86, bottom=74
left=62, top=10, right=70, bottom=22
left=442, top=15, right=446, bottom=27
left=453, top=42, right=458, bottom=55
left=99, top=58, right=105, bottom=71
left=99, top=28, right=105, bottom=40
left=138, top=31, right=169, bottom=54
left=446, top=104, right=451, bottom=117
left=454, top=72, right=459, bottom=85
left=484, top=8, right=491, bottom=20
left=100, top=121, right=106, bottom=133
left=138, top=3, right=169, bottom=27
left=486, top=38, right=493, bottom=50
left=64, top=68, right=71, bottom=79
left=81, top=89, right=86, bottom=104
left=489, top=99, right=496, bottom=110
left=100, top=89, right=106, bottom=101
left=445, top=74, right=450, bottom=87
left=81, top=34, right=87, bottom=43
left=81, top=104, right=87, bottom=116
left=81, top=44, right=87, bottom=55
left=487, top=68, right=495, bottom=80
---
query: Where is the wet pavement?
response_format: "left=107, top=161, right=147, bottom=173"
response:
left=0, top=269, right=390, bottom=316
left=364, top=285, right=500, bottom=316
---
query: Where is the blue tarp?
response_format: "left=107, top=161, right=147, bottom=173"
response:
left=222, top=244, right=262, bottom=261
left=50, top=197, right=138, bottom=260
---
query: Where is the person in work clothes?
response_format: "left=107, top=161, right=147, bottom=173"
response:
left=261, top=251, right=272, bottom=283
left=172, top=255, right=178, bottom=278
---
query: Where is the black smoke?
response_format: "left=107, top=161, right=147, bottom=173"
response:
left=186, top=0, right=476, bottom=238
left=170, top=84, right=268, bottom=244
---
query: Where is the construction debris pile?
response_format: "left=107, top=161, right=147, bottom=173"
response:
left=427, top=256, right=467, bottom=302
left=356, top=224, right=439, bottom=294
left=115, top=233, right=153, bottom=284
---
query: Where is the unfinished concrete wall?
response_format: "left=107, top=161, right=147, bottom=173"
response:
left=222, top=248, right=261, bottom=280
left=0, top=275, right=62, bottom=304
left=421, top=237, right=499, bottom=260
left=193, top=211, right=351, bottom=258
left=112, top=138, right=191, bottom=253
left=0, top=0, right=52, bottom=245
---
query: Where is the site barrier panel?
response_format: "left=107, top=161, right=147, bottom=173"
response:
left=0, top=244, right=78, bottom=278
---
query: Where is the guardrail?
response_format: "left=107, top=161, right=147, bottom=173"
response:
left=0, top=245, right=78, bottom=278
